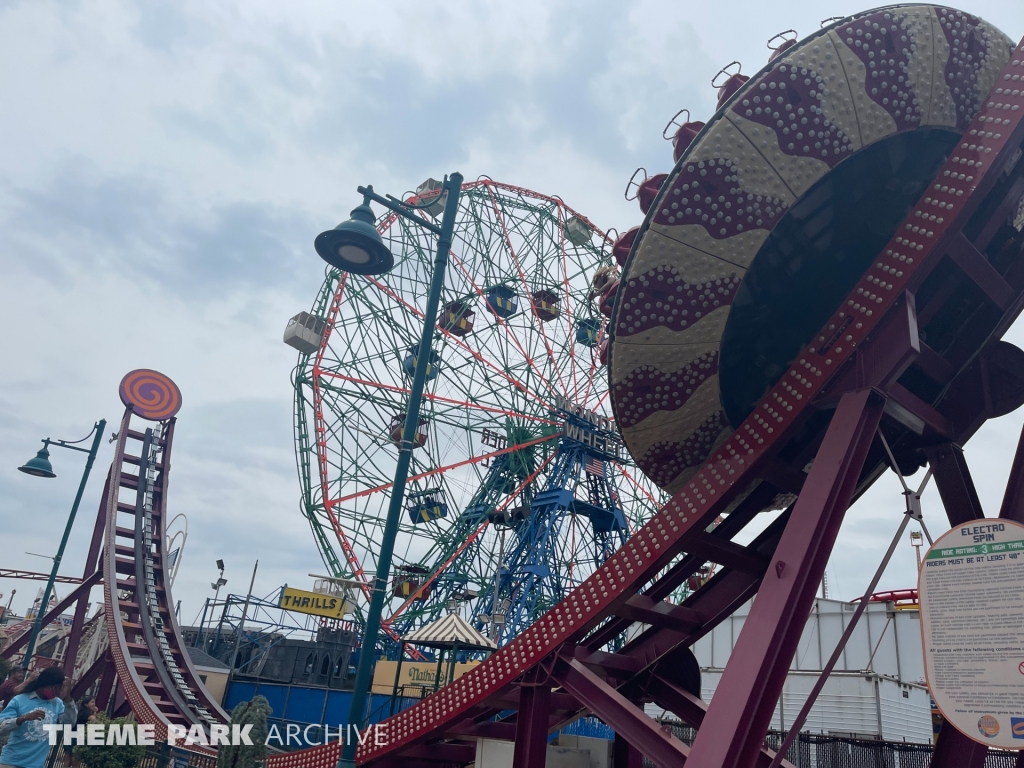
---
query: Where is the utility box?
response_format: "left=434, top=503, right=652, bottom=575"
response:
left=474, top=739, right=590, bottom=768
left=416, top=178, right=447, bottom=218
left=565, top=216, right=592, bottom=246
left=283, top=312, right=326, bottom=355
left=557, top=735, right=612, bottom=768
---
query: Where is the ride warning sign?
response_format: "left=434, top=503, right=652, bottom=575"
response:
left=919, top=519, right=1024, bottom=749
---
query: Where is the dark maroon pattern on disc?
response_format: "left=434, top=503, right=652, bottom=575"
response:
left=836, top=12, right=920, bottom=133
left=730, top=64, right=855, bottom=166
left=616, top=271, right=742, bottom=338
left=614, top=352, right=720, bottom=430
left=937, top=8, right=996, bottom=131
left=651, top=158, right=789, bottom=237
left=633, top=413, right=730, bottom=489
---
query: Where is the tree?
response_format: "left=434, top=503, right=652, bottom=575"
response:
left=216, top=696, right=270, bottom=768
left=74, top=714, right=145, bottom=768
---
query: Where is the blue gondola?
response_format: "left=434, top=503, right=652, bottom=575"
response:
left=485, top=285, right=518, bottom=318
left=575, top=318, right=602, bottom=347
left=402, top=347, right=439, bottom=380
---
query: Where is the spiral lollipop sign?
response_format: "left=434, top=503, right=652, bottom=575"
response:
left=118, top=369, right=183, bottom=421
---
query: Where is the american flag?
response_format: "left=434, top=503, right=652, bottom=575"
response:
left=585, top=456, right=605, bottom=476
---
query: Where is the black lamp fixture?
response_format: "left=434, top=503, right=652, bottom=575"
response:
left=314, top=198, right=394, bottom=275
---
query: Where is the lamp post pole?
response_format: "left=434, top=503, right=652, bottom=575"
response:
left=21, top=420, right=106, bottom=669
left=339, top=173, right=462, bottom=767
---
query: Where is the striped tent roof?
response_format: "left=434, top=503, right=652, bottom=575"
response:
left=402, top=612, right=497, bottom=651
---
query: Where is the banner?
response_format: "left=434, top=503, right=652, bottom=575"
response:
left=277, top=587, right=349, bottom=619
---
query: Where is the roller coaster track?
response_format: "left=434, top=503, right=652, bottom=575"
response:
left=355, top=33, right=1024, bottom=768
left=101, top=411, right=229, bottom=736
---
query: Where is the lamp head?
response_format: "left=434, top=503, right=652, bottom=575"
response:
left=18, top=446, right=55, bottom=479
left=315, top=201, right=394, bottom=275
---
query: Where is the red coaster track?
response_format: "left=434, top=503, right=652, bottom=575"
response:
left=100, top=411, right=230, bottom=736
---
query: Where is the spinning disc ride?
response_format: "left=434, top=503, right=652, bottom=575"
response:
left=357, top=8, right=1024, bottom=768
left=290, top=179, right=665, bottom=649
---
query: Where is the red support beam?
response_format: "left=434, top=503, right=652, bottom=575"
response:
left=926, top=443, right=985, bottom=525
left=925, top=442, right=989, bottom=768
left=555, top=658, right=689, bottom=768
left=685, top=389, right=885, bottom=768
left=512, top=681, right=551, bottom=768
left=0, top=570, right=102, bottom=659
left=613, top=734, right=643, bottom=768
left=65, top=474, right=110, bottom=675
left=999, top=423, right=1024, bottom=524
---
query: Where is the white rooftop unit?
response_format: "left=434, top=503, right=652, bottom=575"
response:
left=565, top=215, right=592, bottom=246
left=416, top=178, right=447, bottom=218
left=283, top=312, right=326, bottom=355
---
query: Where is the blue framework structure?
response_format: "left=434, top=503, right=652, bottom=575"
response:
left=385, top=401, right=630, bottom=651
left=486, top=399, right=628, bottom=641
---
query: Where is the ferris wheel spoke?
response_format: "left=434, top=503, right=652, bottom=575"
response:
left=316, top=369, right=556, bottom=426
left=446, top=246, right=561, bottom=402
left=611, top=461, right=660, bottom=514
left=362, top=273, right=554, bottom=409
left=580, top=317, right=608, bottom=408
left=480, top=184, right=569, bottom=399
left=554, top=206, right=583, bottom=405
left=327, top=433, right=558, bottom=508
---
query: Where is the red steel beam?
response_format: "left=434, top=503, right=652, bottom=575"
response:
left=684, top=389, right=885, bottom=767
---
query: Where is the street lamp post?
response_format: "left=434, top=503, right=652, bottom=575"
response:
left=314, top=172, right=463, bottom=768
left=17, top=420, right=106, bottom=669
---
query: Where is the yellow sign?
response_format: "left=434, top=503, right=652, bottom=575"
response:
left=372, top=661, right=481, bottom=696
left=277, top=587, right=349, bottom=619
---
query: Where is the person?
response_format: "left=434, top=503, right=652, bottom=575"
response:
left=74, top=697, right=98, bottom=726
left=0, top=668, right=77, bottom=768
left=0, top=670, right=29, bottom=709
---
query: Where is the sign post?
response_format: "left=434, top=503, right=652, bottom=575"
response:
left=919, top=519, right=1024, bottom=749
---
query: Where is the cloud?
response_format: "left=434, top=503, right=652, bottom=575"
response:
left=0, top=162, right=318, bottom=300
left=1, top=0, right=1022, bottom=634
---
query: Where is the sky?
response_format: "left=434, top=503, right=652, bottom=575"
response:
left=1, top=0, right=1022, bottom=634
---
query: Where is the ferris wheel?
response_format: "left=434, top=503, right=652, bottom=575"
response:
left=288, top=178, right=666, bottom=649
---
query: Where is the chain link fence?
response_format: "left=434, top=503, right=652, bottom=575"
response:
left=651, top=721, right=1022, bottom=768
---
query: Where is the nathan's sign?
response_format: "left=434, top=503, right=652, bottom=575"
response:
left=277, top=587, right=349, bottom=619
left=372, top=661, right=481, bottom=697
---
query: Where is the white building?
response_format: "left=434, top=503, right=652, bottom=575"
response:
left=646, top=597, right=932, bottom=743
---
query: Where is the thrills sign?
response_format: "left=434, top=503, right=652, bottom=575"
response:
left=278, top=587, right=349, bottom=619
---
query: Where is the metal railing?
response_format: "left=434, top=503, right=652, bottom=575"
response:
left=648, top=722, right=1023, bottom=768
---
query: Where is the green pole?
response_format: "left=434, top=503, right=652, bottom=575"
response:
left=23, top=420, right=106, bottom=669
left=340, top=173, right=462, bottom=767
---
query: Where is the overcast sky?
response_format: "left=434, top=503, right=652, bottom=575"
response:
left=1, top=1, right=1022, bottom=633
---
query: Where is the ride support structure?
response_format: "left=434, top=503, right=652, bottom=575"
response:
left=354, top=15, right=1024, bottom=768
left=0, top=372, right=344, bottom=768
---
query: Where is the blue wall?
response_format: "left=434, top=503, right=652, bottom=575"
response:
left=224, top=681, right=415, bottom=749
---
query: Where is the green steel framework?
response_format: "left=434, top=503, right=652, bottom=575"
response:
left=292, top=179, right=667, bottom=647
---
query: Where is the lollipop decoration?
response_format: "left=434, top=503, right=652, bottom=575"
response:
left=118, top=369, right=182, bottom=421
